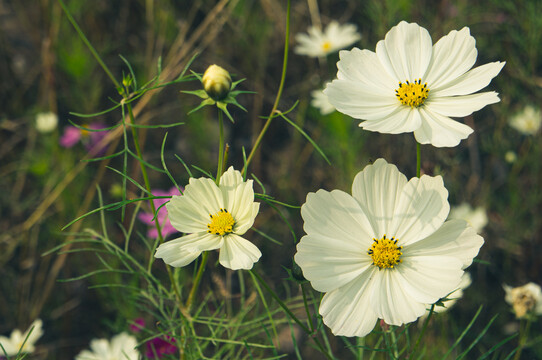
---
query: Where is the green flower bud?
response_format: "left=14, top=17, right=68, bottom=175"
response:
left=202, top=64, right=232, bottom=101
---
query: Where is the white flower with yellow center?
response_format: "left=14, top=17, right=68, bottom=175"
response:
left=74, top=332, right=139, bottom=360
left=294, top=159, right=484, bottom=337
left=509, top=105, right=542, bottom=135
left=155, top=167, right=261, bottom=270
left=295, top=21, right=361, bottom=58
left=0, top=319, right=43, bottom=356
left=324, top=21, right=505, bottom=147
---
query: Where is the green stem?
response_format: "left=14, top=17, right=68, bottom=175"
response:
left=249, top=270, right=334, bottom=360
left=186, top=251, right=209, bottom=312
left=217, top=110, right=225, bottom=184
left=241, top=0, right=290, bottom=177
left=416, top=142, right=421, bottom=177
left=58, top=0, right=120, bottom=90
left=409, top=303, right=434, bottom=359
left=514, top=318, right=532, bottom=360
left=301, top=283, right=315, bottom=331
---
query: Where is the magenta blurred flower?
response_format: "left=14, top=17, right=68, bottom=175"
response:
left=145, top=335, right=177, bottom=359
left=129, top=318, right=145, bottom=333
left=59, top=123, right=108, bottom=155
left=138, top=187, right=181, bottom=239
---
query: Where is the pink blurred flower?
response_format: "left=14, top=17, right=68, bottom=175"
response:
left=145, top=335, right=177, bottom=359
left=59, top=123, right=109, bottom=155
left=138, top=187, right=182, bottom=239
left=129, top=318, right=145, bottom=333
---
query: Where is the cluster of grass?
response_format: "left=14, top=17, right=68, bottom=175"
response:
left=1, top=0, right=542, bottom=359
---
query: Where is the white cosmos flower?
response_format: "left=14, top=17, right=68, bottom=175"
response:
left=509, top=105, right=541, bottom=135
left=324, top=21, right=505, bottom=147
left=294, top=159, right=484, bottom=337
left=295, top=21, right=361, bottom=58
left=449, top=203, right=488, bottom=233
left=503, top=282, right=542, bottom=319
left=155, top=166, right=261, bottom=270
left=75, top=332, right=139, bottom=360
left=311, top=87, right=336, bottom=115
left=0, top=319, right=43, bottom=356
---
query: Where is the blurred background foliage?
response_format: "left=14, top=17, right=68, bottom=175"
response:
left=0, top=0, right=541, bottom=358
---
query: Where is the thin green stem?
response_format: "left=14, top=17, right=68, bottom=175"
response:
left=249, top=270, right=334, bottom=360
left=217, top=110, right=225, bottom=184
left=301, top=283, right=315, bottom=331
left=416, top=142, right=421, bottom=177
left=513, top=318, right=532, bottom=360
left=185, top=252, right=209, bottom=312
left=409, top=303, right=434, bottom=359
left=58, top=0, right=120, bottom=90
left=241, top=0, right=290, bottom=176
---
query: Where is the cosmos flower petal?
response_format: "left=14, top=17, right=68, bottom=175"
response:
left=370, top=270, right=427, bottom=325
left=229, top=180, right=257, bottom=234
left=390, top=175, right=449, bottom=246
left=360, top=106, right=421, bottom=134
left=219, top=166, right=244, bottom=188
left=219, top=233, right=261, bottom=270
left=405, top=219, right=484, bottom=269
left=432, top=61, right=505, bottom=97
left=155, top=233, right=223, bottom=267
left=295, top=232, right=372, bottom=293
left=336, top=48, right=397, bottom=95
left=351, top=159, right=407, bottom=237
left=426, top=92, right=500, bottom=117
left=166, top=178, right=224, bottom=233
left=319, top=271, right=379, bottom=337
left=375, top=21, right=433, bottom=81
left=302, top=189, right=375, bottom=248
left=414, top=107, right=473, bottom=147
left=424, top=27, right=477, bottom=88
left=75, top=333, right=139, bottom=360
left=398, top=255, right=464, bottom=303
left=325, top=79, right=399, bottom=120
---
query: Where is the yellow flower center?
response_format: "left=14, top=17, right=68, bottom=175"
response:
left=321, top=41, right=332, bottom=52
left=207, top=208, right=235, bottom=236
left=395, top=79, right=429, bottom=108
left=368, top=235, right=403, bottom=269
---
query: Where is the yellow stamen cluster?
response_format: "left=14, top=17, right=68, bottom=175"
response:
left=368, top=235, right=403, bottom=269
left=321, top=41, right=332, bottom=52
left=207, top=208, right=235, bottom=236
left=395, top=79, right=429, bottom=108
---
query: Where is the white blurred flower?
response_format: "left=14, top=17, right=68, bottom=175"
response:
left=311, top=88, right=335, bottom=115
left=505, top=151, right=517, bottom=163
left=509, top=105, right=541, bottom=135
left=504, top=282, right=542, bottom=318
left=295, top=21, right=361, bottom=58
left=155, top=167, right=261, bottom=270
left=35, top=112, right=58, bottom=133
left=295, top=159, right=484, bottom=337
left=449, top=203, right=488, bottom=233
left=0, top=319, right=43, bottom=356
left=75, top=332, right=139, bottom=360
left=325, top=21, right=505, bottom=147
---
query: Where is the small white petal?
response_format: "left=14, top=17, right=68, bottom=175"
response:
left=319, top=271, right=379, bottom=337
left=360, top=106, right=421, bottom=134
left=376, top=21, right=433, bottom=81
left=390, top=175, right=450, bottom=246
left=155, top=233, right=223, bottom=267
left=432, top=61, right=505, bottom=97
left=219, top=233, right=261, bottom=270
left=424, top=27, right=477, bottom=88
left=351, top=159, right=407, bottom=237
left=426, top=91, right=500, bottom=117
left=414, top=107, right=474, bottom=147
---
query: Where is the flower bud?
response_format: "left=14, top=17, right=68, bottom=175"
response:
left=202, top=64, right=232, bottom=101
